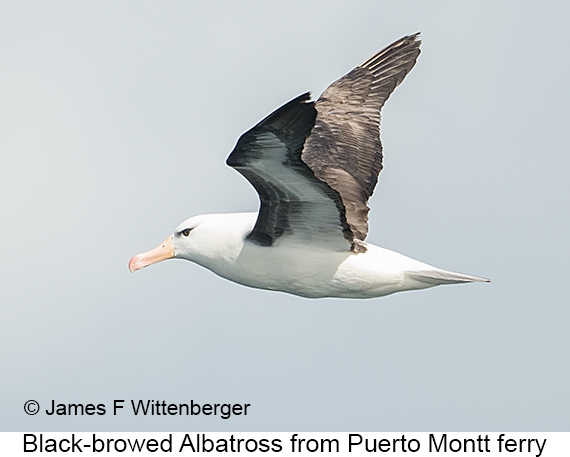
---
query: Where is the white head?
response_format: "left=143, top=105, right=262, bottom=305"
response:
left=128, top=215, right=207, bottom=273
left=128, top=213, right=254, bottom=273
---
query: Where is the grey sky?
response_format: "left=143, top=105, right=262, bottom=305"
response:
left=1, top=1, right=569, bottom=431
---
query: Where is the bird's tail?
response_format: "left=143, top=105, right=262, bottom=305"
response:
left=406, top=269, right=490, bottom=285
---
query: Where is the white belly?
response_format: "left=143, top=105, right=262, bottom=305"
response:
left=210, top=241, right=436, bottom=299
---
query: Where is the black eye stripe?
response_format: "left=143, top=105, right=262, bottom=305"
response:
left=181, top=228, right=192, bottom=237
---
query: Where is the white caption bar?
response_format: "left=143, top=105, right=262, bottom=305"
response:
left=1, top=432, right=568, bottom=455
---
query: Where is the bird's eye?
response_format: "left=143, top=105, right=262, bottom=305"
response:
left=180, top=228, right=192, bottom=237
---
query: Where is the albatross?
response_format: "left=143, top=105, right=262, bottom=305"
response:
left=129, top=33, right=489, bottom=298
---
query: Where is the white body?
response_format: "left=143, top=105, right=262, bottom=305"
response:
left=128, top=37, right=489, bottom=298
left=172, top=213, right=486, bottom=299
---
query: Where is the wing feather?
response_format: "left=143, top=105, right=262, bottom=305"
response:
left=227, top=93, right=352, bottom=249
left=226, top=34, right=422, bottom=251
left=302, top=33, right=421, bottom=244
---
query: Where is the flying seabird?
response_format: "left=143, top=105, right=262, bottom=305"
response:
left=129, top=33, right=489, bottom=298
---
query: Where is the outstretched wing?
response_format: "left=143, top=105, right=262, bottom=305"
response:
left=226, top=93, right=352, bottom=250
left=227, top=34, right=421, bottom=251
left=303, top=33, right=421, bottom=245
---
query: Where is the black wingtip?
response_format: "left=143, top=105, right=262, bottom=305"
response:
left=254, top=92, right=315, bottom=131
left=291, top=92, right=312, bottom=104
left=359, top=33, right=422, bottom=68
left=401, top=32, right=421, bottom=42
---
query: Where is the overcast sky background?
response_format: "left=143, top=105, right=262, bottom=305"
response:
left=1, top=1, right=569, bottom=431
